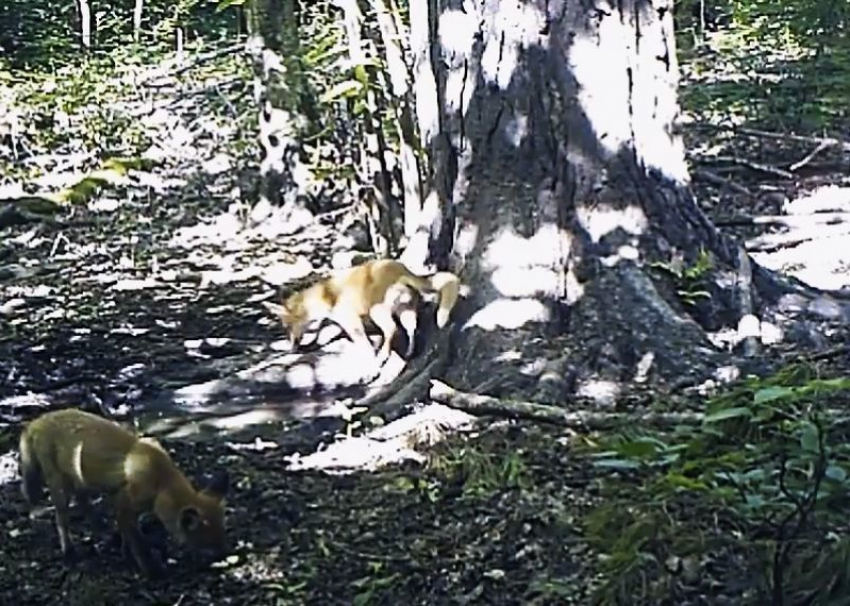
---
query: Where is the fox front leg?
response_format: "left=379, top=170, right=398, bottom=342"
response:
left=114, top=491, right=163, bottom=578
left=42, top=473, right=78, bottom=563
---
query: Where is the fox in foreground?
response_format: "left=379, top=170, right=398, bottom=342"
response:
left=19, top=408, right=229, bottom=577
left=263, top=259, right=460, bottom=364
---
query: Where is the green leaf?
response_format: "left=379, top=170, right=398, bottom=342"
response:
left=799, top=421, right=819, bottom=453
left=320, top=80, right=364, bottom=103
left=592, top=458, right=642, bottom=470
left=215, top=0, right=247, bottom=12
left=753, top=386, right=795, bottom=404
left=703, top=407, right=753, bottom=423
left=825, top=465, right=847, bottom=483
left=664, top=473, right=707, bottom=491
left=616, top=438, right=665, bottom=458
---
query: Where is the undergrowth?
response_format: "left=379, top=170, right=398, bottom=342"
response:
left=583, top=363, right=850, bottom=605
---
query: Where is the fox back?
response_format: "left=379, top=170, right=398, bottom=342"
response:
left=19, top=409, right=228, bottom=575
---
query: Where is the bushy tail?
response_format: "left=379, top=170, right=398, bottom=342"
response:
left=427, top=272, right=460, bottom=328
left=400, top=269, right=461, bottom=327
left=19, top=429, right=44, bottom=505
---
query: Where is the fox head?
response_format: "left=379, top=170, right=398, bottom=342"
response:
left=262, top=293, right=309, bottom=347
left=171, top=471, right=229, bottom=554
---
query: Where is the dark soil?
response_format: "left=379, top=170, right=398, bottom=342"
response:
left=0, top=422, right=599, bottom=606
left=2, top=34, right=850, bottom=606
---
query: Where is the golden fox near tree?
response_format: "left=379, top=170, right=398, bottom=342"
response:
left=263, top=259, right=460, bottom=363
left=19, top=408, right=229, bottom=577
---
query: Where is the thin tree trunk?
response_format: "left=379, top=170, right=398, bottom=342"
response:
left=368, top=0, right=423, bottom=245
left=133, top=0, right=144, bottom=42
left=245, top=0, right=312, bottom=230
left=76, top=0, right=92, bottom=49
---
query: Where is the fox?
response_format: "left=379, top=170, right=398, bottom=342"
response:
left=262, top=259, right=460, bottom=364
left=19, top=408, right=229, bottom=577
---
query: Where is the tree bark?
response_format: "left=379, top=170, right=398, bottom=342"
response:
left=76, top=0, right=92, bottom=49
left=409, top=0, right=848, bottom=403
left=246, top=0, right=313, bottom=229
left=133, top=0, right=143, bottom=42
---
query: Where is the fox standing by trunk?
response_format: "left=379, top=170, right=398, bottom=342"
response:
left=19, top=408, right=229, bottom=577
left=263, top=259, right=460, bottom=364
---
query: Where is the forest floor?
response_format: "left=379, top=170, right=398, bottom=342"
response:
left=2, top=40, right=850, bottom=606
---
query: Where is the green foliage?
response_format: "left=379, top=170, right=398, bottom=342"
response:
left=428, top=444, right=530, bottom=497
left=586, top=365, right=850, bottom=604
left=678, top=0, right=850, bottom=129
left=649, top=249, right=713, bottom=307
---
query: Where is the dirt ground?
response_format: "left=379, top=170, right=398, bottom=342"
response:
left=0, top=419, right=600, bottom=605
left=2, top=51, right=850, bottom=605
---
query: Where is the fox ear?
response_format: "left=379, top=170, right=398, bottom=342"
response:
left=262, top=301, right=287, bottom=318
left=179, top=507, right=202, bottom=533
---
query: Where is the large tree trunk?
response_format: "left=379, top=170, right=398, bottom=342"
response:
left=407, top=0, right=847, bottom=402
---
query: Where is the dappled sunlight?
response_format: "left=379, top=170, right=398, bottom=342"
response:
left=480, top=3, right=547, bottom=89
left=483, top=223, right=566, bottom=275
left=145, top=407, right=286, bottom=439
left=466, top=223, right=570, bottom=329
left=575, top=378, right=621, bottom=406
left=288, top=403, right=474, bottom=474
left=466, top=298, right=549, bottom=330
left=0, top=451, right=18, bottom=487
left=0, top=393, right=52, bottom=410
left=575, top=202, right=648, bottom=243
left=490, top=266, right=558, bottom=298
left=569, top=34, right=631, bottom=155
left=751, top=184, right=850, bottom=291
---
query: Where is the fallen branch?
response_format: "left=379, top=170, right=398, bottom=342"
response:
left=789, top=140, right=832, bottom=172
left=692, top=169, right=752, bottom=197
left=712, top=156, right=795, bottom=180
left=745, top=223, right=850, bottom=253
left=428, top=380, right=704, bottom=429
left=737, top=127, right=850, bottom=153
left=715, top=212, right=850, bottom=228
left=697, top=123, right=850, bottom=152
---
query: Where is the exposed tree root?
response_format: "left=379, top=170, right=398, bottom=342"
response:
left=358, top=332, right=451, bottom=421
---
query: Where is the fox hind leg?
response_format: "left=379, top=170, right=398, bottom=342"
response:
left=368, top=303, right=399, bottom=366
left=19, top=432, right=44, bottom=505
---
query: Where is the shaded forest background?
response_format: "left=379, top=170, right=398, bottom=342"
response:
left=2, top=0, right=850, bottom=604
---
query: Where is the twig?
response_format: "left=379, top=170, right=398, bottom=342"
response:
left=143, top=43, right=245, bottom=86
left=789, top=140, right=832, bottom=172
left=804, top=345, right=850, bottom=362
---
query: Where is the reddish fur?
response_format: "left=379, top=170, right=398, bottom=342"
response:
left=19, top=409, right=228, bottom=576
left=263, top=259, right=460, bottom=363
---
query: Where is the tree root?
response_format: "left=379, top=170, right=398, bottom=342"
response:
left=357, top=332, right=452, bottom=421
